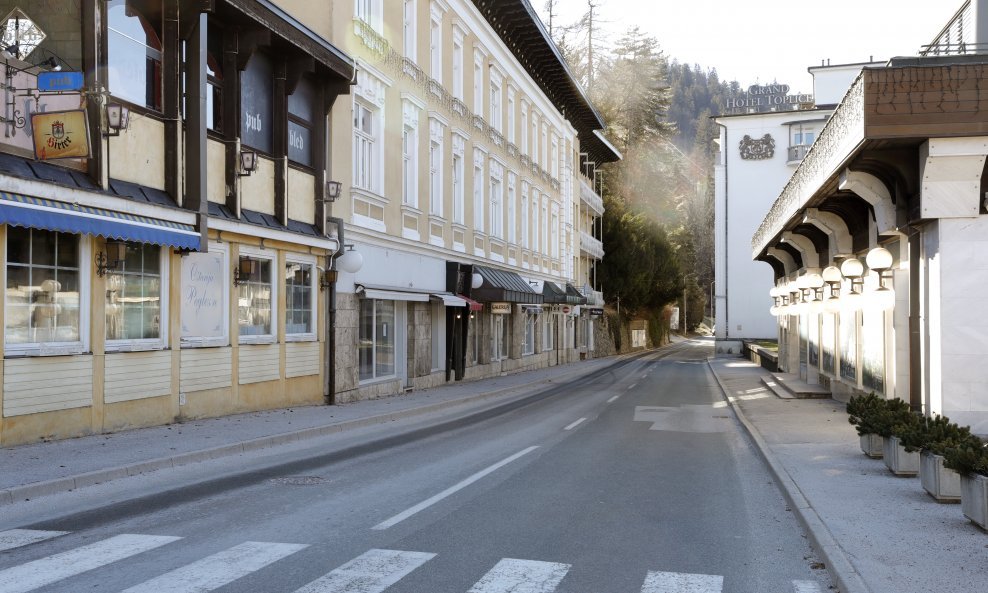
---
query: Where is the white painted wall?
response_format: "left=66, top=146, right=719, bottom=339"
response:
left=809, top=63, right=870, bottom=106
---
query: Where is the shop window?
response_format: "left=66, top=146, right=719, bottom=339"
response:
left=240, top=52, right=273, bottom=154
left=5, top=228, right=84, bottom=351
left=237, top=253, right=275, bottom=343
left=106, top=243, right=163, bottom=347
left=288, top=77, right=316, bottom=167
left=359, top=299, right=395, bottom=381
left=285, top=260, right=316, bottom=339
left=522, top=310, right=536, bottom=355
left=543, top=314, right=555, bottom=351
left=108, top=0, right=163, bottom=111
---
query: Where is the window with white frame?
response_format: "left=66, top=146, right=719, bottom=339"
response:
left=520, top=181, right=529, bottom=248
left=285, top=258, right=316, bottom=339
left=359, top=299, right=396, bottom=381
left=402, top=125, right=417, bottom=206
left=506, top=89, right=515, bottom=143
left=403, top=0, right=416, bottom=60
left=489, top=70, right=502, bottom=132
left=541, top=197, right=549, bottom=255
left=237, top=250, right=276, bottom=343
left=429, top=6, right=442, bottom=83
left=355, top=0, right=382, bottom=30
left=491, top=313, right=508, bottom=360
left=429, top=117, right=444, bottom=216
left=507, top=173, right=516, bottom=244
left=452, top=26, right=464, bottom=100
left=520, top=102, right=528, bottom=154
left=522, top=309, right=536, bottom=355
left=490, top=159, right=504, bottom=239
left=473, top=49, right=484, bottom=115
left=452, top=133, right=466, bottom=224
left=532, top=188, right=540, bottom=254
left=353, top=100, right=377, bottom=192
left=106, top=242, right=164, bottom=348
left=543, top=314, right=555, bottom=351
left=5, top=228, right=86, bottom=353
left=541, top=123, right=548, bottom=169
left=550, top=203, right=560, bottom=258
left=531, top=112, right=539, bottom=160
left=473, top=148, right=485, bottom=232
left=551, top=136, right=559, bottom=178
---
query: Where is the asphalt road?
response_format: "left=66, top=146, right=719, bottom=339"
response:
left=0, top=339, right=834, bottom=592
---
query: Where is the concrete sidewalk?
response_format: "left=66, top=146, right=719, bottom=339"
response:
left=709, top=356, right=988, bottom=593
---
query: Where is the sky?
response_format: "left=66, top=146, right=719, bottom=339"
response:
left=538, top=0, right=964, bottom=94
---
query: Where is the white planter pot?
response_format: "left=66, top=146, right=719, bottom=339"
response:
left=919, top=451, right=961, bottom=503
left=860, top=433, right=883, bottom=458
left=960, top=473, right=988, bottom=530
left=883, top=436, right=919, bottom=476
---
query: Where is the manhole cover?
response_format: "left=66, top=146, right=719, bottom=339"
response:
left=270, top=476, right=327, bottom=486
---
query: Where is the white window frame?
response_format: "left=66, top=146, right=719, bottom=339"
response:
left=285, top=253, right=318, bottom=342
left=520, top=101, right=528, bottom=155
left=543, top=314, right=555, bottom=351
left=3, top=231, right=91, bottom=357
left=541, top=122, right=548, bottom=170
left=180, top=242, right=230, bottom=349
left=522, top=311, right=536, bottom=355
left=506, top=87, right=516, bottom=144
left=452, top=24, right=465, bottom=101
left=353, top=66, right=388, bottom=197
left=355, top=0, right=383, bottom=31
left=472, top=48, right=484, bottom=115
left=473, top=147, right=486, bottom=232
left=105, top=242, right=169, bottom=352
left=359, top=298, right=400, bottom=383
left=550, top=203, right=560, bottom=259
left=551, top=135, right=559, bottom=178
left=532, top=188, right=540, bottom=254
left=520, top=181, right=529, bottom=249
left=489, top=68, right=502, bottom=132
left=541, top=196, right=549, bottom=256
left=429, top=117, right=445, bottom=217
left=429, top=2, right=443, bottom=83
left=452, top=132, right=466, bottom=224
left=531, top=112, right=539, bottom=161
left=401, top=98, right=421, bottom=207
left=403, top=0, right=416, bottom=60
left=237, top=245, right=278, bottom=345
left=507, top=172, right=517, bottom=244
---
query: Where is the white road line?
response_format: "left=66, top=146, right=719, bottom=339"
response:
left=792, top=580, right=823, bottom=593
left=607, top=395, right=620, bottom=403
left=0, top=529, right=68, bottom=552
left=372, top=446, right=539, bottom=530
left=292, top=549, right=435, bottom=593
left=467, top=558, right=570, bottom=593
left=563, top=418, right=586, bottom=431
left=641, top=570, right=723, bottom=593
left=0, top=533, right=181, bottom=593
left=121, top=541, right=307, bottom=593
left=628, top=383, right=638, bottom=390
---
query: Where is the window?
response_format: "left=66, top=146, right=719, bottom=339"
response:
left=206, top=30, right=223, bottom=133
left=429, top=118, right=444, bottom=216
left=241, top=53, right=273, bottom=154
left=490, top=160, right=503, bottom=239
left=520, top=182, right=529, bottom=249
left=506, top=90, right=515, bottom=143
left=402, top=124, right=417, bottom=206
left=491, top=314, right=508, bottom=360
left=522, top=310, right=536, bottom=355
left=403, top=0, right=416, bottom=60
left=359, top=299, right=395, bottom=381
left=520, top=102, right=528, bottom=154
left=355, top=0, right=382, bottom=30
left=473, top=149, right=485, bottom=231
left=543, top=314, right=555, bottom=351
left=551, top=136, right=559, bottom=178
left=452, top=134, right=466, bottom=224
left=550, top=204, right=560, bottom=258
left=108, top=0, right=162, bottom=111
left=507, top=173, right=516, bottom=244
left=288, top=77, right=316, bottom=167
left=106, top=243, right=163, bottom=347
left=541, top=123, right=548, bottom=169
left=489, top=74, right=502, bottom=132
left=285, top=260, right=316, bottom=339
left=531, top=113, right=539, bottom=160
left=353, top=101, right=377, bottom=192
left=473, top=50, right=484, bottom=115
left=5, top=228, right=83, bottom=351
left=430, top=11, right=442, bottom=83
left=237, top=254, right=275, bottom=343
left=532, top=189, right=540, bottom=254
left=541, top=197, right=548, bottom=255
left=452, top=29, right=464, bottom=100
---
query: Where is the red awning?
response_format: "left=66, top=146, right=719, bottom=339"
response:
left=457, top=294, right=484, bottom=311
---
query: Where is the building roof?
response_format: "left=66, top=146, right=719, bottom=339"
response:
left=471, top=0, right=620, bottom=163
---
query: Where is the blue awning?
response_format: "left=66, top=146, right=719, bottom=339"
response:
left=0, top=191, right=201, bottom=250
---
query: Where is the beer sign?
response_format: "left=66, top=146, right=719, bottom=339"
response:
left=31, top=109, right=90, bottom=160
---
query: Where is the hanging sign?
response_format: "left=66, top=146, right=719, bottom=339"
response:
left=490, top=302, right=511, bottom=314
left=37, top=71, right=85, bottom=92
left=31, top=109, right=90, bottom=160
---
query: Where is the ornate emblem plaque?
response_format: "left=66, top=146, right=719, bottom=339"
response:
left=739, top=134, right=775, bottom=160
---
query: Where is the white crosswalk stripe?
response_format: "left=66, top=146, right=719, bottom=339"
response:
left=0, top=533, right=181, bottom=593
left=291, top=548, right=435, bottom=593
left=0, top=529, right=68, bottom=552
left=120, top=541, right=308, bottom=593
left=467, top=558, right=571, bottom=593
left=640, top=570, right=724, bottom=593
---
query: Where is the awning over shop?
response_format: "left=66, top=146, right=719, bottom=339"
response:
left=357, top=284, right=430, bottom=302
left=541, top=280, right=568, bottom=303
left=0, top=191, right=201, bottom=250
left=457, top=294, right=484, bottom=311
left=472, top=265, right=543, bottom=304
left=431, top=293, right=467, bottom=307
left=565, top=283, right=589, bottom=305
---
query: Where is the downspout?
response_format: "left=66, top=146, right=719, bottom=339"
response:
left=715, top=121, right=728, bottom=338
left=326, top=217, right=346, bottom=405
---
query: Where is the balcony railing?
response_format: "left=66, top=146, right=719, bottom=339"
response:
left=580, top=231, right=604, bottom=260
left=787, top=144, right=811, bottom=163
left=579, top=176, right=604, bottom=216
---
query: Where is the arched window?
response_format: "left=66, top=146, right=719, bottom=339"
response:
left=107, top=0, right=162, bottom=111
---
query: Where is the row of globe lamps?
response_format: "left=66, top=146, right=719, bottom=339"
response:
left=769, top=247, right=895, bottom=317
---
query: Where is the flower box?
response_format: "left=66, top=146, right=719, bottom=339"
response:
left=960, top=473, right=988, bottom=530
left=860, top=433, right=883, bottom=458
left=920, top=451, right=961, bottom=503
left=883, top=436, right=919, bottom=476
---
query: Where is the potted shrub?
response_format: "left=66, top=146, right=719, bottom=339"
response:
left=883, top=407, right=922, bottom=476
left=943, top=437, right=988, bottom=530
left=898, top=415, right=975, bottom=502
left=847, top=393, right=886, bottom=458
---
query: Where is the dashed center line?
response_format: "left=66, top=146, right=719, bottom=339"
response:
left=628, top=383, right=637, bottom=390
left=564, top=418, right=587, bottom=431
left=607, top=395, right=620, bottom=403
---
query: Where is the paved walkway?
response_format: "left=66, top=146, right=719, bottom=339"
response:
left=1, top=340, right=985, bottom=593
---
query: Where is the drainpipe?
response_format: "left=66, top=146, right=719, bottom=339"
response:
left=715, top=121, right=729, bottom=339
left=326, top=217, right=346, bottom=405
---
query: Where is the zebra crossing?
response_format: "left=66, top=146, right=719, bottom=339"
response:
left=0, top=528, right=825, bottom=593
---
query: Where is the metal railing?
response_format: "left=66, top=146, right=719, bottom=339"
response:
left=580, top=231, right=604, bottom=260
left=579, top=176, right=604, bottom=215
left=787, top=144, right=811, bottom=163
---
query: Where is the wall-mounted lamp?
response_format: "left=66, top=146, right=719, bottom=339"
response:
left=320, top=180, right=343, bottom=203
left=96, top=240, right=127, bottom=277
left=840, top=257, right=865, bottom=310
left=336, top=244, right=363, bottom=274
left=866, top=247, right=895, bottom=311
left=471, top=272, right=484, bottom=289
left=104, top=103, right=130, bottom=137
left=320, top=268, right=338, bottom=290
left=238, top=150, right=258, bottom=177
left=821, top=265, right=843, bottom=313
left=233, top=256, right=258, bottom=286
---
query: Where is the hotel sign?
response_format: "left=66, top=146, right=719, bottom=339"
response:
left=724, top=84, right=813, bottom=114
left=31, top=109, right=90, bottom=160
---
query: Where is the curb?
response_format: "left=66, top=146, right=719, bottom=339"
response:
left=0, top=360, right=608, bottom=507
left=706, top=358, right=872, bottom=593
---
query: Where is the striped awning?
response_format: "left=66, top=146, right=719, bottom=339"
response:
left=0, top=191, right=201, bottom=250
